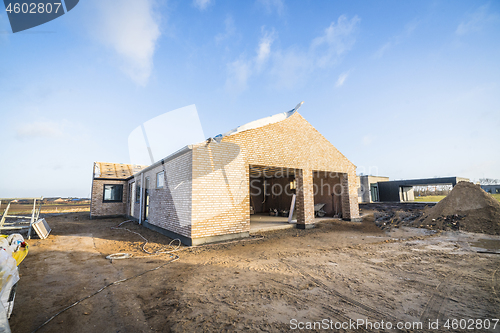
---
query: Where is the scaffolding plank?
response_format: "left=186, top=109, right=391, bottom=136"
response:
left=32, top=218, right=51, bottom=239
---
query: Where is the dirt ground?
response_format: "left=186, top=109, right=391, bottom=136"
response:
left=8, top=212, right=500, bottom=333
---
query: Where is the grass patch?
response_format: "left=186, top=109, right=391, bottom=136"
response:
left=1, top=203, right=90, bottom=215
left=414, top=195, right=446, bottom=202
left=415, top=193, right=500, bottom=203
left=7, top=207, right=90, bottom=214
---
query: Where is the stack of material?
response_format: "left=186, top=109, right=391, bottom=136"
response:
left=416, top=182, right=500, bottom=235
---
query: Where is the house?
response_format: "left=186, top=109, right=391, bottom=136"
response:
left=481, top=185, right=500, bottom=194
left=90, top=106, right=361, bottom=245
left=364, top=177, right=470, bottom=202
left=357, top=175, right=390, bottom=203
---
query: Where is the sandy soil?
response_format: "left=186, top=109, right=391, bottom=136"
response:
left=8, top=212, right=500, bottom=333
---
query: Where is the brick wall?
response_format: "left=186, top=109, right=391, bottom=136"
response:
left=90, top=179, right=128, bottom=217
left=190, top=112, right=360, bottom=239
left=295, top=169, right=315, bottom=226
left=191, top=142, right=249, bottom=238
left=341, top=173, right=352, bottom=219
left=127, top=151, right=193, bottom=238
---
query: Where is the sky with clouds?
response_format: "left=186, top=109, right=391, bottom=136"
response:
left=1, top=0, right=499, bottom=197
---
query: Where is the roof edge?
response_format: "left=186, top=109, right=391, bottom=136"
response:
left=129, top=145, right=194, bottom=179
left=210, top=102, right=304, bottom=142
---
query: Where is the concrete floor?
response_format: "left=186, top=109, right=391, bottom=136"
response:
left=250, top=213, right=342, bottom=233
left=250, top=214, right=295, bottom=233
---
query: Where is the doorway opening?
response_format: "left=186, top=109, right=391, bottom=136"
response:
left=313, top=171, right=343, bottom=218
left=249, top=165, right=296, bottom=232
left=143, top=177, right=150, bottom=221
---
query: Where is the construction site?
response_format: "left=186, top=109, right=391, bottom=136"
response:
left=2, top=109, right=500, bottom=332
left=2, top=185, right=500, bottom=333
left=4, top=0, right=500, bottom=331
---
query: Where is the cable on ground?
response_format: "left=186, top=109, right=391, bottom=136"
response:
left=32, top=219, right=265, bottom=332
left=107, top=220, right=264, bottom=258
left=105, top=253, right=131, bottom=260
left=108, top=220, right=182, bottom=258
left=30, top=255, right=179, bottom=333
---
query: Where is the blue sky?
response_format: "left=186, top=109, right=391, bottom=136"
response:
left=1, top=0, right=499, bottom=198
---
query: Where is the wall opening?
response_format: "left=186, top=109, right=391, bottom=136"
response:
left=313, top=171, right=343, bottom=218
left=249, top=165, right=297, bottom=230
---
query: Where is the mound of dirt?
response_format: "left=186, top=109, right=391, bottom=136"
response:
left=415, top=182, right=500, bottom=235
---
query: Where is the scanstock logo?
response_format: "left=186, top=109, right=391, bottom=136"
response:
left=3, top=0, right=79, bottom=33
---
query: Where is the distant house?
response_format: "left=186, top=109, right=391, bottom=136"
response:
left=90, top=107, right=362, bottom=245
left=358, top=177, right=470, bottom=203
left=357, top=175, right=390, bottom=203
left=54, top=198, right=66, bottom=203
left=481, top=185, right=500, bottom=194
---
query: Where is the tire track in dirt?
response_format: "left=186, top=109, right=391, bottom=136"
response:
left=283, top=261, right=400, bottom=324
left=419, top=273, right=462, bottom=323
left=492, top=268, right=500, bottom=302
left=267, top=278, right=370, bottom=332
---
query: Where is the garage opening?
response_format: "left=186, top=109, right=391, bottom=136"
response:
left=249, top=165, right=296, bottom=232
left=313, top=170, right=343, bottom=218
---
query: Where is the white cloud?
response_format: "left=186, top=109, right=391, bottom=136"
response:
left=225, top=15, right=360, bottom=92
left=269, top=50, right=311, bottom=89
left=256, top=0, right=285, bottom=16
left=312, top=15, right=360, bottom=68
left=271, top=15, right=359, bottom=88
left=225, top=27, right=275, bottom=92
left=374, top=42, right=392, bottom=59
left=335, top=72, right=349, bottom=87
left=215, top=15, right=235, bottom=43
left=226, top=59, right=251, bottom=93
left=456, top=4, right=499, bottom=36
left=374, top=18, right=418, bottom=59
left=90, top=0, right=161, bottom=86
left=16, top=121, right=65, bottom=139
left=193, top=0, right=213, bottom=11
left=256, top=28, right=275, bottom=69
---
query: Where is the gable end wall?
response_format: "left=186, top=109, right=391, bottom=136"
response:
left=190, top=112, right=360, bottom=239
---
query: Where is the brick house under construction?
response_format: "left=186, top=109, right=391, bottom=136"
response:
left=90, top=107, right=361, bottom=245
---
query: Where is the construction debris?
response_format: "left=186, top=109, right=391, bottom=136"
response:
left=32, top=218, right=51, bottom=239
left=0, top=198, right=43, bottom=239
left=416, top=182, right=500, bottom=235
left=373, top=210, right=423, bottom=230
left=372, top=182, right=500, bottom=235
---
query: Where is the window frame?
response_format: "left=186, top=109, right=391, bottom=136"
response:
left=135, top=181, right=141, bottom=203
left=157, top=171, right=165, bottom=189
left=128, top=182, right=133, bottom=203
left=102, top=184, right=124, bottom=203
